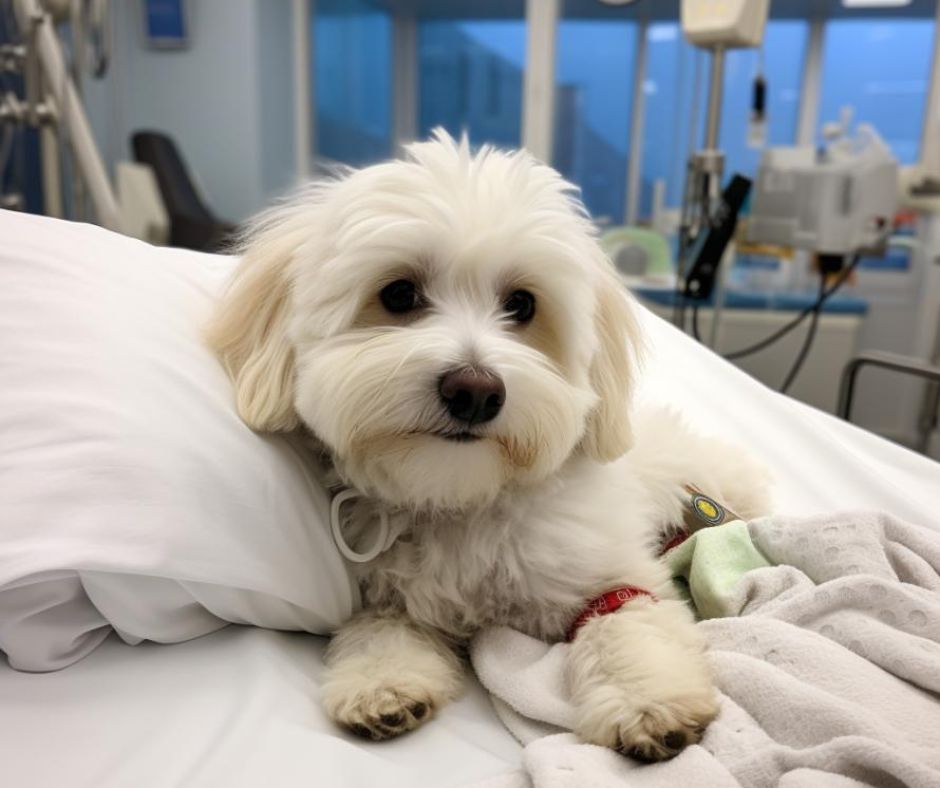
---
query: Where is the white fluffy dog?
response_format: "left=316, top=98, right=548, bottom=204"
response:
left=207, top=131, right=769, bottom=762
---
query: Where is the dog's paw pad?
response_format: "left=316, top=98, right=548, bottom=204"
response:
left=619, top=727, right=699, bottom=762
left=380, top=712, right=405, bottom=727
left=662, top=730, right=687, bottom=750
left=334, top=688, right=436, bottom=741
left=615, top=702, right=715, bottom=763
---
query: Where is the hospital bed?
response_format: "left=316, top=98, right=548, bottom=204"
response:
left=2, top=209, right=939, bottom=788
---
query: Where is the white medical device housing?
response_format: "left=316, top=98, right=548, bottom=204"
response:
left=681, top=0, right=770, bottom=48
left=747, top=126, right=899, bottom=257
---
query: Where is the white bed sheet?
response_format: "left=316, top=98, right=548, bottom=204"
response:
left=0, top=627, right=521, bottom=788
left=3, top=222, right=940, bottom=788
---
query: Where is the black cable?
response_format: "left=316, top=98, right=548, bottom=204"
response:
left=690, top=302, right=702, bottom=342
left=779, top=272, right=826, bottom=394
left=723, top=254, right=862, bottom=361
left=673, top=235, right=690, bottom=332
left=678, top=295, right=688, bottom=334
left=671, top=269, right=684, bottom=329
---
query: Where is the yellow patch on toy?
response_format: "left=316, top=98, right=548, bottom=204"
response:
left=681, top=485, right=741, bottom=533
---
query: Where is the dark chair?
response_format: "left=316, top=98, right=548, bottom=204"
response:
left=131, top=131, right=236, bottom=252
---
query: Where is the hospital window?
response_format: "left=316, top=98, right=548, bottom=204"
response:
left=818, top=18, right=935, bottom=165
left=639, top=22, right=705, bottom=221
left=552, top=17, right=637, bottom=225
left=418, top=13, right=526, bottom=149
left=312, top=0, right=393, bottom=166
left=308, top=4, right=937, bottom=223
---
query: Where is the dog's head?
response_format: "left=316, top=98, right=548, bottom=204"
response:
left=207, top=131, right=642, bottom=510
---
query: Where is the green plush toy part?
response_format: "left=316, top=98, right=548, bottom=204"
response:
left=663, top=485, right=773, bottom=619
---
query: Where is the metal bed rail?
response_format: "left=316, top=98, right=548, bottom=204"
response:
left=838, top=350, right=940, bottom=454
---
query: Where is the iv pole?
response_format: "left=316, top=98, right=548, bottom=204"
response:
left=674, top=44, right=726, bottom=332
left=3, top=0, right=123, bottom=232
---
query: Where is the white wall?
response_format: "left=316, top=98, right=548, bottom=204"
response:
left=257, top=0, right=298, bottom=201
left=83, top=0, right=297, bottom=222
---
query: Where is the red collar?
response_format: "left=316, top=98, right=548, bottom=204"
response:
left=660, top=531, right=691, bottom=555
left=566, top=585, right=657, bottom=642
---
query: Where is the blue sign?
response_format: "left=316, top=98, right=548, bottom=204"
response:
left=144, top=0, right=188, bottom=49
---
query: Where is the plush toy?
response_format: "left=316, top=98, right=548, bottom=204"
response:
left=663, top=485, right=772, bottom=619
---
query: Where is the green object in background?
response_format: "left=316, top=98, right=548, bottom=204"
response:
left=666, top=521, right=773, bottom=619
left=600, top=226, right=672, bottom=278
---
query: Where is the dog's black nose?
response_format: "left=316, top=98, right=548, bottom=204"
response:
left=438, top=368, right=505, bottom=425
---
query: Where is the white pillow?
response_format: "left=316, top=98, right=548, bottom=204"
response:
left=0, top=211, right=357, bottom=672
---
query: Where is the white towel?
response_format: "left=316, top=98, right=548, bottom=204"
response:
left=469, top=511, right=940, bottom=787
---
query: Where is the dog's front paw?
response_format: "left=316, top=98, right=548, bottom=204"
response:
left=581, top=687, right=718, bottom=762
left=570, top=599, right=719, bottom=762
left=322, top=615, right=464, bottom=741
left=324, top=678, right=436, bottom=740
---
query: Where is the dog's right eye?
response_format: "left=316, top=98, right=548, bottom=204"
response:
left=380, top=279, right=421, bottom=314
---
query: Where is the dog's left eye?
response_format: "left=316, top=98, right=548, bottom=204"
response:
left=380, top=279, right=421, bottom=314
left=503, top=290, right=536, bottom=323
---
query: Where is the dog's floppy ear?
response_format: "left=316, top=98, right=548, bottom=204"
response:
left=581, top=267, right=642, bottom=463
left=205, top=209, right=305, bottom=433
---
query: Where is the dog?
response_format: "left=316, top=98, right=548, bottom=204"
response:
left=206, top=130, right=770, bottom=762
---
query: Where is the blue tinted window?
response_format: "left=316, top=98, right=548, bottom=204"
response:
left=313, top=0, right=392, bottom=165
left=640, top=23, right=705, bottom=220
left=553, top=21, right=636, bottom=224
left=719, top=21, right=807, bottom=179
left=819, top=19, right=934, bottom=164
left=418, top=20, right=525, bottom=148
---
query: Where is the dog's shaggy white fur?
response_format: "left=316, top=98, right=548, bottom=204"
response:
left=207, top=131, right=770, bottom=762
